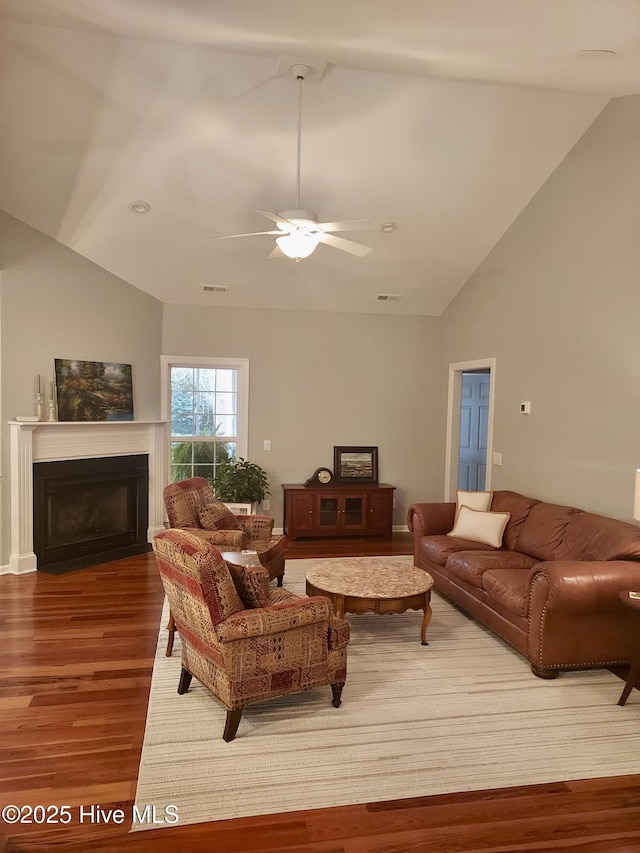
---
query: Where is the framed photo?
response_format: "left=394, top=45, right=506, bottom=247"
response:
left=54, top=358, right=134, bottom=422
left=333, top=446, right=378, bottom=484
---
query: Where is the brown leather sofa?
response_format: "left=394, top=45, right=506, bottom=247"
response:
left=408, top=490, right=640, bottom=678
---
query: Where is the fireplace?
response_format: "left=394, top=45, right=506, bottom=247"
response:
left=8, top=420, right=168, bottom=575
left=33, top=454, right=150, bottom=574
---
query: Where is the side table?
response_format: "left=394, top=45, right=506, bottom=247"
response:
left=617, top=590, right=640, bottom=706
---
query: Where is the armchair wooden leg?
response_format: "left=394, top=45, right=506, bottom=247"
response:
left=331, top=681, right=345, bottom=708
left=166, top=610, right=176, bottom=657
left=177, top=667, right=193, bottom=695
left=223, top=708, right=243, bottom=742
left=277, top=572, right=284, bottom=587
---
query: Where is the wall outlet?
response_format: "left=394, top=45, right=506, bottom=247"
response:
left=262, top=499, right=270, bottom=511
left=263, top=439, right=271, bottom=450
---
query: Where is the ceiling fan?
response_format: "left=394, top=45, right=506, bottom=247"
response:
left=213, top=64, right=380, bottom=261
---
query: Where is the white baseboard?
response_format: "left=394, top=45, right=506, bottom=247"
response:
left=1, top=561, right=36, bottom=575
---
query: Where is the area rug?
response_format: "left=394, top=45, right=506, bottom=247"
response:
left=133, top=556, right=640, bottom=831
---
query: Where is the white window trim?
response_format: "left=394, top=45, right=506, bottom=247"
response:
left=160, top=355, right=249, bottom=461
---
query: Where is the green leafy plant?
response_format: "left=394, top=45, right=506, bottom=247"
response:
left=211, top=458, right=271, bottom=504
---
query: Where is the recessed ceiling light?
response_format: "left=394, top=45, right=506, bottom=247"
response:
left=380, top=221, right=398, bottom=233
left=578, top=49, right=617, bottom=60
left=129, top=200, right=151, bottom=214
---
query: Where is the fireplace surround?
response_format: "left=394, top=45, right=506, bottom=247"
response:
left=7, top=420, right=168, bottom=574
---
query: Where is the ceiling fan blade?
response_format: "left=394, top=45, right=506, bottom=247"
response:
left=266, top=244, right=285, bottom=259
left=318, top=233, right=373, bottom=257
left=255, top=209, right=293, bottom=228
left=317, top=219, right=379, bottom=233
left=207, top=230, right=281, bottom=241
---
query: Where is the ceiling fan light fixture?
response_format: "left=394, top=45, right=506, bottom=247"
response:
left=276, top=231, right=321, bottom=260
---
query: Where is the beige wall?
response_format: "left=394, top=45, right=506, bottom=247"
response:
left=441, top=94, right=640, bottom=521
left=163, top=304, right=445, bottom=527
left=0, top=211, right=163, bottom=564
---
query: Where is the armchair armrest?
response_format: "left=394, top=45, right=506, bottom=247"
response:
left=215, top=596, right=332, bottom=642
left=178, top=526, right=246, bottom=549
left=529, top=560, right=640, bottom=614
left=328, top=617, right=350, bottom=650
left=239, top=514, right=275, bottom=539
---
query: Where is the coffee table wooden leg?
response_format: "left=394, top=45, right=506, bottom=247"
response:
left=334, top=595, right=345, bottom=619
left=421, top=592, right=432, bottom=645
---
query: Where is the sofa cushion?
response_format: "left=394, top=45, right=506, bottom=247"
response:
left=446, top=550, right=539, bottom=589
left=448, top=506, right=510, bottom=548
left=420, top=535, right=496, bottom=567
left=516, top=501, right=580, bottom=562
left=490, top=491, right=540, bottom=551
left=556, top=511, right=640, bottom=562
left=481, top=569, right=529, bottom=617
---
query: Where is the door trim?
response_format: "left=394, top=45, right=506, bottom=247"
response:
left=444, top=358, right=496, bottom=501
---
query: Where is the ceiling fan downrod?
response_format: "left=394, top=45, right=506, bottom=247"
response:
left=291, top=64, right=310, bottom=213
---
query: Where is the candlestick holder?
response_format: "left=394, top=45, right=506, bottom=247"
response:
left=47, top=398, right=57, bottom=422
left=36, top=392, right=43, bottom=422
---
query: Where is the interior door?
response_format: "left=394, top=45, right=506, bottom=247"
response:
left=458, top=372, right=490, bottom=490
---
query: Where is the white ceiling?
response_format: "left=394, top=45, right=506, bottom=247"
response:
left=1, top=0, right=638, bottom=315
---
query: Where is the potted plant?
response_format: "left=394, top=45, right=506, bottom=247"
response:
left=211, top=458, right=271, bottom=506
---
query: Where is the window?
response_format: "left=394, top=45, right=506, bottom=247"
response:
left=161, top=356, right=249, bottom=486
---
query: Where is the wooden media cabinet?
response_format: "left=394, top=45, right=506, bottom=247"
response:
left=282, top=483, right=395, bottom=541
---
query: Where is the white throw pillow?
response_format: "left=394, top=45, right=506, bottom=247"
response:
left=447, top=505, right=510, bottom=548
left=456, top=489, right=493, bottom=513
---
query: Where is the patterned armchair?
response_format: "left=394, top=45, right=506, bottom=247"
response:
left=163, top=477, right=288, bottom=655
left=152, top=529, right=349, bottom=741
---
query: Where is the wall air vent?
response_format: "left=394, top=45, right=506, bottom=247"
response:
left=203, top=285, right=229, bottom=293
left=377, top=293, right=402, bottom=302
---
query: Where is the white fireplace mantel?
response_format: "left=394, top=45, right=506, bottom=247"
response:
left=8, top=420, right=169, bottom=575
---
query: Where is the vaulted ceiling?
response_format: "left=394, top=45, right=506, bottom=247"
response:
left=1, top=0, right=638, bottom=315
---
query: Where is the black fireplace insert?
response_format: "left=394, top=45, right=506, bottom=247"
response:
left=33, top=454, right=150, bottom=574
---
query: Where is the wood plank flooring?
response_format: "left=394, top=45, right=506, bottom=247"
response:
left=2, top=533, right=640, bottom=852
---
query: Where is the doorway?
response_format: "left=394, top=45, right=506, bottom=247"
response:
left=444, top=358, right=496, bottom=501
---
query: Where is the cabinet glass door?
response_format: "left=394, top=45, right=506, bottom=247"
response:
left=319, top=497, right=339, bottom=527
left=343, top=496, right=364, bottom=527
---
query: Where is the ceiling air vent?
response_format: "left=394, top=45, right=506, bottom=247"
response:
left=203, top=285, right=229, bottom=293
left=377, top=293, right=402, bottom=302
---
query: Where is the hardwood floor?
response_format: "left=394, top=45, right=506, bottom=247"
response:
left=2, top=534, right=640, bottom=852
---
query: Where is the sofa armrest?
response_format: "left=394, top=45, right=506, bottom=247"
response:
left=407, top=502, right=456, bottom=535
left=407, top=502, right=456, bottom=563
left=529, top=560, right=640, bottom=614
left=215, top=596, right=332, bottom=642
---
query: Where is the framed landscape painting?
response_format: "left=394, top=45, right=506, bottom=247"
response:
left=54, top=359, right=134, bottom=422
left=334, top=446, right=378, bottom=484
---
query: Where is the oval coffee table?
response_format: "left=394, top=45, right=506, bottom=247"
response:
left=306, top=558, right=434, bottom=645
